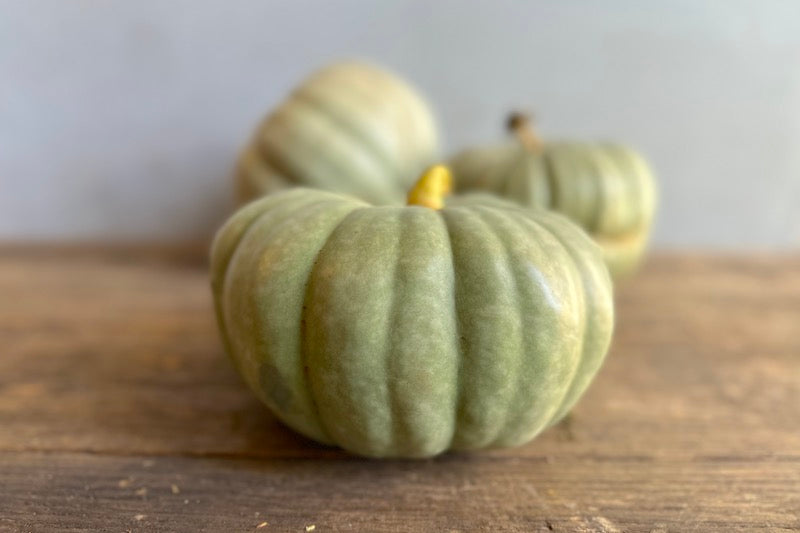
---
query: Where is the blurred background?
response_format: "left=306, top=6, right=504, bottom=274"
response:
left=1, top=0, right=798, bottom=247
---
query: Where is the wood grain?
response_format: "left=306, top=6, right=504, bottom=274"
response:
left=0, top=246, right=798, bottom=532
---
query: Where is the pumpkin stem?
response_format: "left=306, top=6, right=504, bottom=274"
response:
left=407, top=165, right=452, bottom=210
left=507, top=112, right=544, bottom=153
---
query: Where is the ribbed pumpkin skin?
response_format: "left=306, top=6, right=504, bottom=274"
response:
left=450, top=142, right=657, bottom=278
left=236, top=62, right=439, bottom=206
left=211, top=188, right=614, bottom=458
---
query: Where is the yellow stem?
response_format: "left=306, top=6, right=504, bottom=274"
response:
left=406, top=165, right=452, bottom=210
left=507, top=112, right=544, bottom=153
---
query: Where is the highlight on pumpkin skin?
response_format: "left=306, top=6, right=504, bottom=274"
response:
left=507, top=112, right=544, bottom=153
left=406, top=164, right=453, bottom=210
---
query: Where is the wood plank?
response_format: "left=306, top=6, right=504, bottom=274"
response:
left=0, top=247, right=799, bottom=531
left=1, top=451, right=798, bottom=532
left=1, top=249, right=798, bottom=459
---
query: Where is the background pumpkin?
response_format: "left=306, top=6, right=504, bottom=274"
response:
left=450, top=113, right=657, bottom=279
left=235, top=61, right=439, bottom=206
left=211, top=167, right=614, bottom=458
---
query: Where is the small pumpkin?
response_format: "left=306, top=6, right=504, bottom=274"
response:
left=236, top=61, right=439, bottom=206
left=211, top=166, right=614, bottom=458
left=450, top=113, right=657, bottom=278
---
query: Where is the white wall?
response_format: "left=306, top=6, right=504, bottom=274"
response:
left=2, top=0, right=799, bottom=247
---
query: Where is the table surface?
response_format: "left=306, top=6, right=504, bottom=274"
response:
left=0, top=246, right=798, bottom=532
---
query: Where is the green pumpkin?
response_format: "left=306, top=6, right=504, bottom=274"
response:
left=450, top=114, right=657, bottom=278
left=235, top=61, right=439, bottom=206
left=211, top=166, right=614, bottom=458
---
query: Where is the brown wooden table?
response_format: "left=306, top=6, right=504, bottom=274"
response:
left=0, top=246, right=798, bottom=532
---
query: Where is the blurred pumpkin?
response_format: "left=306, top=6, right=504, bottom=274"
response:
left=235, top=61, right=439, bottom=205
left=211, top=165, right=614, bottom=458
left=450, top=113, right=657, bottom=278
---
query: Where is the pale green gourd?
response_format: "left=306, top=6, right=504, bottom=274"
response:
left=235, top=61, right=439, bottom=206
left=450, top=114, right=657, bottom=278
left=212, top=166, right=614, bottom=458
